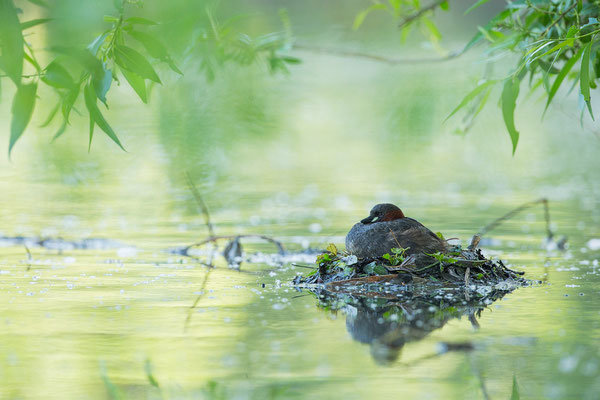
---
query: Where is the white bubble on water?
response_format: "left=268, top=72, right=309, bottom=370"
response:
left=308, top=223, right=322, bottom=233
left=558, top=355, right=578, bottom=373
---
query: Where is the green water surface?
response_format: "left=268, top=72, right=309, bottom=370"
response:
left=1, top=41, right=600, bottom=400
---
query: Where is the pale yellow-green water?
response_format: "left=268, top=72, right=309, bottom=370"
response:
left=1, top=22, right=600, bottom=400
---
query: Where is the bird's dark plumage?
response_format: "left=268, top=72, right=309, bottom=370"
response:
left=345, top=204, right=448, bottom=264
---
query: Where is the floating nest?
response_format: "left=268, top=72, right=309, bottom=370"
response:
left=292, top=238, right=527, bottom=289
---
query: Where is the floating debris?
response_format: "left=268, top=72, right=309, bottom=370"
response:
left=223, top=236, right=243, bottom=267
left=0, top=235, right=128, bottom=251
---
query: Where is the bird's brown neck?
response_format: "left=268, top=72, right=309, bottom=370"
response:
left=381, top=209, right=405, bottom=221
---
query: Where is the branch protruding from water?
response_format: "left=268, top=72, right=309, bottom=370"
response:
left=476, top=198, right=554, bottom=240
left=182, top=234, right=285, bottom=256
left=185, top=172, right=215, bottom=237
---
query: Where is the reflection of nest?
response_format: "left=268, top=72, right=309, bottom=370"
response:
left=308, top=285, right=513, bottom=364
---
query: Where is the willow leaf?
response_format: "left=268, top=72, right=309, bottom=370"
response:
left=62, top=85, right=80, bottom=123
left=9, top=82, right=37, bottom=156
left=580, top=41, right=594, bottom=120
left=125, top=17, right=158, bottom=25
left=93, top=65, right=112, bottom=105
left=51, top=120, right=68, bottom=142
left=464, top=0, right=490, bottom=15
left=27, top=0, right=48, bottom=7
left=501, top=77, right=521, bottom=155
left=127, top=30, right=168, bottom=60
left=445, top=80, right=497, bottom=121
left=21, top=18, right=52, bottom=30
left=544, top=46, right=582, bottom=115
left=40, top=101, right=59, bottom=127
left=114, top=45, right=161, bottom=83
left=353, top=4, right=387, bottom=30
left=0, top=0, right=24, bottom=85
left=121, top=68, right=147, bottom=103
left=510, top=375, right=520, bottom=400
left=84, top=82, right=125, bottom=151
left=42, top=60, right=75, bottom=89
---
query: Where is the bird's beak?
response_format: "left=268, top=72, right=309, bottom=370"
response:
left=361, top=215, right=378, bottom=224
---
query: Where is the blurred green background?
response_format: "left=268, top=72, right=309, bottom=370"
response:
left=1, top=1, right=600, bottom=399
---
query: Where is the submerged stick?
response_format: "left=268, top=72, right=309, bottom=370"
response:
left=184, top=265, right=215, bottom=331
left=24, top=245, right=32, bottom=271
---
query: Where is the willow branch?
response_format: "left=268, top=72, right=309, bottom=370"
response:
left=294, top=42, right=463, bottom=65
left=398, top=0, right=448, bottom=29
left=540, top=2, right=577, bottom=38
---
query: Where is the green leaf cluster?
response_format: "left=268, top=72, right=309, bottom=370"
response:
left=352, top=1, right=600, bottom=153
left=381, top=246, right=409, bottom=266
left=447, top=1, right=600, bottom=152
left=353, top=0, right=450, bottom=45
left=0, top=3, right=302, bottom=156
left=426, top=251, right=459, bottom=272
left=0, top=0, right=182, bottom=155
left=189, top=7, right=300, bottom=82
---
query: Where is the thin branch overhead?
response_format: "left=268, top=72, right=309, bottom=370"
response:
left=294, top=42, right=463, bottom=65
left=398, top=0, right=448, bottom=29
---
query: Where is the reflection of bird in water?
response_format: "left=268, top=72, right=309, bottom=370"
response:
left=313, top=287, right=510, bottom=365
left=344, top=304, right=405, bottom=363
left=345, top=300, right=454, bottom=364
left=345, top=203, right=448, bottom=266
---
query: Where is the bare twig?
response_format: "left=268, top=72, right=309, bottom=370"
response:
left=398, top=0, right=447, bottom=29
left=291, top=294, right=310, bottom=299
left=182, top=175, right=285, bottom=261
left=291, top=263, right=316, bottom=269
left=24, top=245, right=32, bottom=271
left=468, top=235, right=481, bottom=251
left=477, top=198, right=554, bottom=240
left=389, top=228, right=402, bottom=249
left=183, top=234, right=284, bottom=255
left=293, top=42, right=463, bottom=65
left=185, top=172, right=214, bottom=237
left=464, top=267, right=471, bottom=300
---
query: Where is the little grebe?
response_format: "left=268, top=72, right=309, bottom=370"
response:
left=345, top=203, right=448, bottom=262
